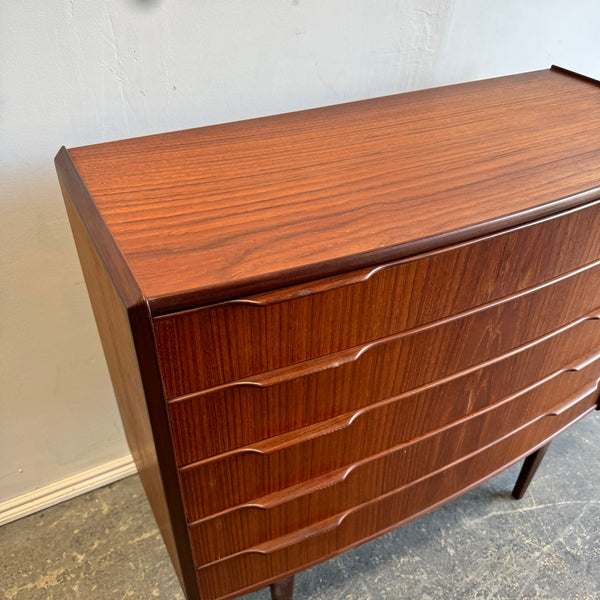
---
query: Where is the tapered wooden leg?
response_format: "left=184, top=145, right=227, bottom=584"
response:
left=270, top=575, right=295, bottom=600
left=512, top=443, right=550, bottom=499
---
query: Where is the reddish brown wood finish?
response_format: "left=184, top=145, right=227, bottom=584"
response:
left=178, top=264, right=600, bottom=519
left=168, top=315, right=600, bottom=465
left=55, top=152, right=200, bottom=600
left=195, top=400, right=597, bottom=600
left=65, top=69, right=600, bottom=312
left=188, top=359, right=600, bottom=565
left=56, top=68, right=600, bottom=600
left=154, top=200, right=600, bottom=397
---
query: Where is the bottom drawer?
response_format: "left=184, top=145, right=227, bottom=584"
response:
left=195, top=393, right=598, bottom=600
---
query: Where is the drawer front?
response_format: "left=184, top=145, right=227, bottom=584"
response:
left=195, top=396, right=598, bottom=600
left=178, top=263, right=600, bottom=520
left=189, top=359, right=600, bottom=564
left=155, top=201, right=600, bottom=396
left=169, top=315, right=600, bottom=465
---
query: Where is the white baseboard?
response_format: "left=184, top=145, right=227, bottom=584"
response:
left=0, top=455, right=137, bottom=527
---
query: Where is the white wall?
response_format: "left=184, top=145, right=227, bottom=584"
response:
left=1, top=0, right=599, bottom=515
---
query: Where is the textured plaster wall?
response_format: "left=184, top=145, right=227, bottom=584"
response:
left=1, top=0, right=599, bottom=506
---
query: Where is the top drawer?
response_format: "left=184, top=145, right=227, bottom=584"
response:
left=154, top=201, right=600, bottom=397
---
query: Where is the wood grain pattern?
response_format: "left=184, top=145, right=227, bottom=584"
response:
left=195, top=398, right=598, bottom=600
left=65, top=69, right=600, bottom=312
left=55, top=151, right=200, bottom=600
left=168, top=315, right=600, bottom=465
left=154, top=199, right=600, bottom=396
left=56, top=68, right=600, bottom=600
left=178, top=263, right=600, bottom=520
left=188, top=357, right=600, bottom=565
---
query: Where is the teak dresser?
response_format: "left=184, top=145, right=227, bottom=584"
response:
left=56, top=66, right=600, bottom=600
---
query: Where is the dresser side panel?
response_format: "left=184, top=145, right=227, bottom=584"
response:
left=58, top=173, right=200, bottom=600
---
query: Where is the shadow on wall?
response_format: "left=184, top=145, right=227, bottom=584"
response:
left=131, top=0, right=163, bottom=7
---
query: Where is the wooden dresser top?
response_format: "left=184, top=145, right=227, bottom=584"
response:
left=56, top=67, right=600, bottom=313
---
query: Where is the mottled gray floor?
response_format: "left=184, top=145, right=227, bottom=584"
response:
left=2, top=412, right=599, bottom=600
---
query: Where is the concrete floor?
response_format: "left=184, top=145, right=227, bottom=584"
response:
left=1, top=412, right=599, bottom=600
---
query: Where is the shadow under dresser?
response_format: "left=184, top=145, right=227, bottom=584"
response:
left=55, top=66, right=600, bottom=600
